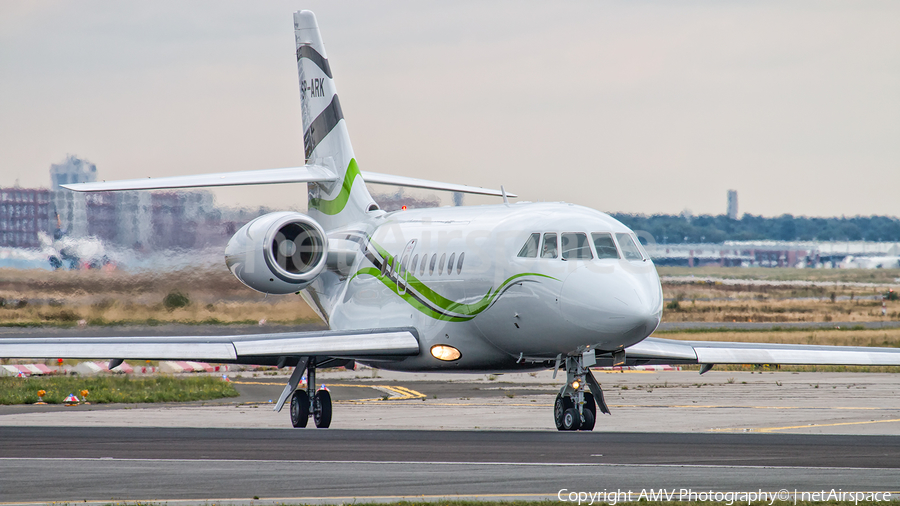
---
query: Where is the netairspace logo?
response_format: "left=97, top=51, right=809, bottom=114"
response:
left=557, top=488, right=893, bottom=505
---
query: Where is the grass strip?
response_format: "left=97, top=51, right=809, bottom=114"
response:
left=0, top=375, right=239, bottom=405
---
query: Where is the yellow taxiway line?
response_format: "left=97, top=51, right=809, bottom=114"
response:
left=711, top=417, right=900, bottom=433
left=230, top=380, right=426, bottom=402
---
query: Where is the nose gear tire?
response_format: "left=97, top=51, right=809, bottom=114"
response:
left=554, top=394, right=575, bottom=430
left=581, top=392, right=597, bottom=431
left=580, top=408, right=595, bottom=431
left=562, top=407, right=581, bottom=431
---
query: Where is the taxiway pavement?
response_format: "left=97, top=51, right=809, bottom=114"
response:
left=1, top=428, right=899, bottom=503
left=2, top=369, right=900, bottom=503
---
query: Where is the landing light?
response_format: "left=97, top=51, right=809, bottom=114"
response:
left=571, top=380, right=581, bottom=390
left=430, top=344, right=461, bottom=361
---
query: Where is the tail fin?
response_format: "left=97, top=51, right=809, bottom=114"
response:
left=294, top=10, right=376, bottom=230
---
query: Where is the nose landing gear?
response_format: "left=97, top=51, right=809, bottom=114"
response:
left=554, top=355, right=609, bottom=431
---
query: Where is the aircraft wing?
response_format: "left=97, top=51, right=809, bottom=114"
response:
left=626, top=337, right=900, bottom=366
left=0, top=328, right=420, bottom=362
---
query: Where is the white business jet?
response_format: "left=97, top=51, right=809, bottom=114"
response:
left=4, top=11, right=900, bottom=431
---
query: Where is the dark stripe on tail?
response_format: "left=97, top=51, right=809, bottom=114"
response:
left=304, top=95, right=343, bottom=161
left=296, top=45, right=333, bottom=78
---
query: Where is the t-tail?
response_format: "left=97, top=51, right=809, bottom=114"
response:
left=295, top=10, right=377, bottom=231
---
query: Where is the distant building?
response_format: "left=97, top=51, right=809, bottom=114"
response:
left=727, top=190, right=738, bottom=220
left=0, top=188, right=51, bottom=248
left=1, top=156, right=295, bottom=255
left=50, top=155, right=97, bottom=238
left=50, top=155, right=97, bottom=189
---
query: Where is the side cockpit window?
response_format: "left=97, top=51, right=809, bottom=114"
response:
left=561, top=232, right=592, bottom=260
left=517, top=233, right=540, bottom=258
left=541, top=233, right=558, bottom=258
left=591, top=232, right=619, bottom=259
left=616, top=233, right=644, bottom=261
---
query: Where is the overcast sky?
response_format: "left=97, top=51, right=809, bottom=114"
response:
left=1, top=1, right=898, bottom=217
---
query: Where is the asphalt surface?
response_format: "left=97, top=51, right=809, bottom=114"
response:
left=3, top=322, right=900, bottom=503
left=3, top=426, right=900, bottom=466
left=1, top=427, right=899, bottom=503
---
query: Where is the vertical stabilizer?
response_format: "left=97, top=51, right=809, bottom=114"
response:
left=294, top=10, right=376, bottom=230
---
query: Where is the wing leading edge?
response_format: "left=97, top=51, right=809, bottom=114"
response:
left=0, top=328, right=420, bottom=362
left=626, top=337, right=900, bottom=366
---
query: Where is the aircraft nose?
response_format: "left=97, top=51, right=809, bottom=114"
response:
left=558, top=264, right=662, bottom=342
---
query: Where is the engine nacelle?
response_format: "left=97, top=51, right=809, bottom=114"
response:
left=225, top=212, right=327, bottom=294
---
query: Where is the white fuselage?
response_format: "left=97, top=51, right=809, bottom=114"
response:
left=306, top=201, right=664, bottom=372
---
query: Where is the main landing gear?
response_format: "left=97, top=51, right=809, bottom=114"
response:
left=554, top=355, right=610, bottom=431
left=274, top=357, right=332, bottom=428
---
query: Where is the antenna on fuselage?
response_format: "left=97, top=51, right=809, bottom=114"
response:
left=500, top=185, right=510, bottom=206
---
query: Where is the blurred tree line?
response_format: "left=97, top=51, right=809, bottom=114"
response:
left=610, top=214, right=900, bottom=244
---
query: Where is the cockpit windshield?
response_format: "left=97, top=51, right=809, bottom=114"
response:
left=517, top=233, right=540, bottom=258
left=591, top=232, right=619, bottom=259
left=561, top=232, right=592, bottom=260
left=616, top=233, right=644, bottom=261
left=541, top=233, right=558, bottom=259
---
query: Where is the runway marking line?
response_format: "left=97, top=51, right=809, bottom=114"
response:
left=711, top=417, right=900, bottom=433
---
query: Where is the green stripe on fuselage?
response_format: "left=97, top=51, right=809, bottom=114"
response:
left=309, top=158, right=361, bottom=215
left=350, top=241, right=558, bottom=321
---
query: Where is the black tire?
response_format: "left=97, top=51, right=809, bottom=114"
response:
left=580, top=407, right=595, bottom=431
left=314, top=389, right=332, bottom=428
left=562, top=407, right=581, bottom=431
left=581, top=392, right=597, bottom=431
left=290, top=390, right=309, bottom=428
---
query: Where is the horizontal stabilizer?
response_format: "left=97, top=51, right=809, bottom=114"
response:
left=62, top=166, right=515, bottom=198
left=0, top=328, right=420, bottom=362
left=62, top=165, right=339, bottom=192
left=626, top=337, right=900, bottom=366
left=362, top=171, right=516, bottom=198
